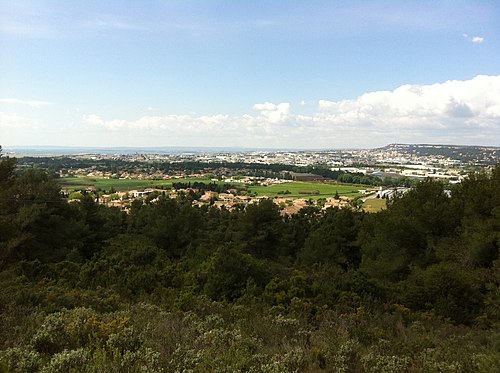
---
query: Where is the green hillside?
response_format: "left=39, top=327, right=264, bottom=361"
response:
left=1, top=155, right=499, bottom=372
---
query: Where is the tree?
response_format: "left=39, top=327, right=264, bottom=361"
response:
left=80, top=234, right=172, bottom=296
left=239, top=199, right=285, bottom=258
left=199, top=244, right=268, bottom=301
left=282, top=205, right=321, bottom=257
left=403, top=262, right=482, bottom=324
left=0, top=151, right=18, bottom=266
left=444, top=166, right=500, bottom=268
left=1, top=167, right=85, bottom=264
left=360, top=179, right=460, bottom=281
left=129, top=196, right=203, bottom=258
left=299, top=207, right=363, bottom=269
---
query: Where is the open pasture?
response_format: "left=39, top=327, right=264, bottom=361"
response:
left=363, top=197, right=387, bottom=212
left=247, top=181, right=365, bottom=198
left=58, top=177, right=368, bottom=198
left=58, top=177, right=222, bottom=192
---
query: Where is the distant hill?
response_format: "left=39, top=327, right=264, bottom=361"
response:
left=375, top=143, right=500, bottom=164
left=3, top=143, right=500, bottom=165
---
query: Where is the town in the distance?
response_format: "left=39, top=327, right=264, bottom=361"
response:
left=5, top=143, right=499, bottom=214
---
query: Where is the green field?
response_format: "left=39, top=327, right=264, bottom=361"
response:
left=363, top=197, right=387, bottom=212
left=58, top=177, right=224, bottom=192
left=247, top=181, right=365, bottom=198
left=58, top=177, right=166, bottom=191
left=58, top=176, right=367, bottom=198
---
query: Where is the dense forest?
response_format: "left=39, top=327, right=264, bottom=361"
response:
left=0, top=152, right=499, bottom=372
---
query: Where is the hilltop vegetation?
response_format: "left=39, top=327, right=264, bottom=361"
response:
left=0, top=152, right=499, bottom=372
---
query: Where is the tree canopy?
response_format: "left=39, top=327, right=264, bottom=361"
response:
left=0, top=155, right=499, bottom=372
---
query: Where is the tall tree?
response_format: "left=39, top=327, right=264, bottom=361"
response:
left=2, top=167, right=85, bottom=263
left=360, top=179, right=460, bottom=281
left=299, top=207, right=363, bottom=269
left=239, top=199, right=285, bottom=259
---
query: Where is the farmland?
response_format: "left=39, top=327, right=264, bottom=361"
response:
left=246, top=181, right=367, bottom=198
left=58, top=176, right=369, bottom=198
left=58, top=177, right=224, bottom=192
left=362, top=197, right=387, bottom=212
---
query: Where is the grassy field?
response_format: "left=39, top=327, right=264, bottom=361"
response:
left=58, top=177, right=224, bottom=192
left=363, top=197, right=387, bottom=212
left=58, top=177, right=166, bottom=191
left=58, top=176, right=368, bottom=199
left=247, top=181, right=366, bottom=198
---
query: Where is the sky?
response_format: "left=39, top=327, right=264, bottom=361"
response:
left=1, top=0, right=499, bottom=149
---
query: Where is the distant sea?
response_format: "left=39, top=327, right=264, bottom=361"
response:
left=2, top=145, right=305, bottom=156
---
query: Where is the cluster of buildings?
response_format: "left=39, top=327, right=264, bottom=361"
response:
left=333, top=166, right=463, bottom=183
left=19, top=143, right=499, bottom=214
left=52, top=143, right=499, bottom=183
left=59, top=143, right=498, bottom=167
left=75, top=186, right=354, bottom=216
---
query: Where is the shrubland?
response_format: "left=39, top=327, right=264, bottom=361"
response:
left=1, top=152, right=499, bottom=372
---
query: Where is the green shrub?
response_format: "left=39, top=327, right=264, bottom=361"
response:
left=0, top=347, right=42, bottom=373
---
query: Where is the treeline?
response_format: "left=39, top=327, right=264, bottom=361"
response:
left=17, top=156, right=415, bottom=186
left=301, top=166, right=418, bottom=187
left=1, top=153, right=499, bottom=372
left=171, top=181, right=235, bottom=193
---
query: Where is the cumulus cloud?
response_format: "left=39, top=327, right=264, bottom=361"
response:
left=463, top=33, right=484, bottom=43
left=253, top=102, right=291, bottom=124
left=317, top=75, right=500, bottom=131
left=83, top=113, right=232, bottom=132
left=0, top=98, right=53, bottom=108
left=82, top=104, right=301, bottom=146
left=81, top=75, right=500, bottom=148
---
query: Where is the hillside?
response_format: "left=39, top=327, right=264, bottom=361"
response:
left=0, top=154, right=499, bottom=372
left=376, top=143, right=500, bottom=164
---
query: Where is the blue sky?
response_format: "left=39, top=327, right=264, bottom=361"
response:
left=1, top=0, right=499, bottom=148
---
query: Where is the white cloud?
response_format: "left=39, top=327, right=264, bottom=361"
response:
left=82, top=114, right=104, bottom=126
left=79, top=75, right=500, bottom=148
left=83, top=113, right=229, bottom=132
left=82, top=17, right=151, bottom=32
left=81, top=104, right=301, bottom=146
left=318, top=75, right=500, bottom=131
left=0, top=112, right=33, bottom=128
left=463, top=33, right=484, bottom=43
left=253, top=102, right=291, bottom=124
left=0, top=98, right=53, bottom=108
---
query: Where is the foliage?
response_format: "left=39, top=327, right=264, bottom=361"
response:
left=1, top=155, right=499, bottom=371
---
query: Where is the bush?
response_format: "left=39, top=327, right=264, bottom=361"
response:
left=0, top=347, right=42, bottom=373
